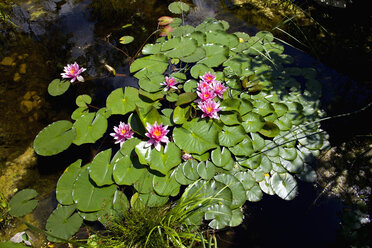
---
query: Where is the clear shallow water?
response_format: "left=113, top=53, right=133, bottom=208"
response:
left=0, top=0, right=371, bottom=246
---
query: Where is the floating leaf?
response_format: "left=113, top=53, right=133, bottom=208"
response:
left=198, top=44, right=229, bottom=67
left=182, top=160, right=200, bottom=181
left=119, top=36, right=134, bottom=44
left=149, top=142, right=182, bottom=175
left=72, top=113, right=108, bottom=145
left=48, top=79, right=70, bottom=96
left=211, top=147, right=231, bottom=167
left=205, top=204, right=232, bottom=229
left=246, top=184, right=263, bottom=202
left=45, top=204, right=83, bottom=242
left=229, top=137, right=254, bottom=157
left=229, top=208, right=244, bottom=227
left=33, top=120, right=76, bottom=156
left=72, top=166, right=116, bottom=212
left=8, top=189, right=38, bottom=217
left=153, top=170, right=181, bottom=196
left=190, top=63, right=213, bottom=79
left=130, top=54, right=168, bottom=75
left=241, top=112, right=265, bottom=133
left=220, top=112, right=240, bottom=125
left=173, top=105, right=191, bottom=124
left=175, top=92, right=197, bottom=106
left=258, top=121, right=280, bottom=138
left=106, top=87, right=139, bottom=115
left=214, top=174, right=247, bottom=208
left=174, top=164, right=194, bottom=185
left=218, top=125, right=246, bottom=147
left=71, top=107, right=89, bottom=120
left=113, top=156, right=146, bottom=185
left=161, top=37, right=197, bottom=58
left=75, top=95, right=91, bottom=108
left=139, top=192, right=168, bottom=207
left=56, top=160, right=82, bottom=205
left=270, top=172, right=298, bottom=200
left=134, top=170, right=155, bottom=194
left=173, top=119, right=219, bottom=155
left=168, top=1, right=190, bottom=14
left=197, top=161, right=216, bottom=180
left=89, top=149, right=114, bottom=186
left=142, top=43, right=162, bottom=55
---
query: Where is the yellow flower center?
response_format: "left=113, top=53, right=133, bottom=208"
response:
left=206, top=106, right=213, bottom=113
left=203, top=93, right=209, bottom=98
left=70, top=68, right=75, bottom=74
left=153, top=129, right=162, bottom=137
left=121, top=129, right=127, bottom=134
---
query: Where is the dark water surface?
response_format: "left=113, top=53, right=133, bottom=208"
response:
left=0, top=0, right=371, bottom=247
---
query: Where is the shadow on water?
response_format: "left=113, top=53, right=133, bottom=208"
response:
left=0, top=0, right=371, bottom=246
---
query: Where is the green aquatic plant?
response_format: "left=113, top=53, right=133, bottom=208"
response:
left=93, top=182, right=218, bottom=248
left=11, top=0, right=329, bottom=243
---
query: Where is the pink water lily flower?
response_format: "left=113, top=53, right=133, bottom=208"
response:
left=61, top=62, right=86, bottom=83
left=161, top=76, right=178, bottom=91
left=110, top=122, right=134, bottom=147
left=197, top=88, right=216, bottom=102
left=198, top=99, right=222, bottom=119
left=145, top=121, right=169, bottom=151
left=211, top=81, right=227, bottom=99
left=200, top=72, right=216, bottom=84
left=197, top=80, right=211, bottom=91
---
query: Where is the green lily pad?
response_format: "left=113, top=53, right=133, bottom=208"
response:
left=241, top=112, right=265, bottom=133
left=33, top=120, right=76, bottom=156
left=206, top=30, right=239, bottom=48
left=233, top=171, right=256, bottom=190
left=173, top=105, right=191, bottom=124
left=106, top=87, right=139, bottom=115
left=183, top=79, right=198, bottom=92
left=229, top=137, right=254, bottom=157
left=239, top=154, right=261, bottom=169
left=190, top=63, right=213, bottom=79
left=149, top=142, right=182, bottom=175
left=8, top=189, right=38, bottom=217
left=220, top=112, right=241, bottom=125
left=71, top=107, right=89, bottom=120
left=182, top=160, right=200, bottom=181
left=171, top=25, right=195, bottom=37
left=246, top=184, right=263, bottom=202
left=174, top=164, right=194, bottom=185
left=214, top=173, right=247, bottom=208
left=138, top=73, right=164, bottom=93
left=130, top=54, right=169, bottom=75
left=197, top=161, right=216, bottom=180
left=173, top=119, right=219, bottom=155
left=175, top=92, right=197, bottom=106
left=153, top=170, right=181, bottom=196
left=180, top=47, right=206, bottom=63
left=258, top=121, right=280, bottom=138
left=48, top=79, right=70, bottom=96
left=270, top=172, right=298, bottom=200
left=134, top=170, right=156, bottom=194
left=211, top=147, right=232, bottom=167
left=119, top=35, right=134, bottom=44
left=139, top=192, right=169, bottom=207
left=168, top=1, right=190, bottom=14
left=89, top=149, right=114, bottom=186
left=142, top=43, right=162, bottom=55
left=113, top=155, right=146, bottom=185
left=198, top=44, right=229, bottom=67
left=259, top=176, right=275, bottom=195
left=72, top=112, right=108, bottom=145
left=205, top=204, right=232, bottom=229
left=218, top=125, right=246, bottom=147
left=46, top=204, right=83, bottom=242
left=161, top=37, right=197, bottom=58
left=56, top=160, right=82, bottom=205
left=229, top=208, right=244, bottom=227
left=72, top=166, right=116, bottom=212
left=75, top=94, right=91, bottom=107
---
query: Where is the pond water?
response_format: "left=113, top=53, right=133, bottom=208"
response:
left=0, top=0, right=371, bottom=247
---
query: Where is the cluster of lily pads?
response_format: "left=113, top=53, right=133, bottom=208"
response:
left=11, top=1, right=330, bottom=243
